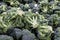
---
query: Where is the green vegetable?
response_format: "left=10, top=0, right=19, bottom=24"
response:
left=0, top=35, right=14, bottom=40
left=3, top=0, right=20, bottom=7
left=54, top=27, right=60, bottom=40
left=0, top=2, right=7, bottom=13
left=37, top=25, right=53, bottom=40
left=0, top=7, right=25, bottom=32
left=48, top=14, right=60, bottom=27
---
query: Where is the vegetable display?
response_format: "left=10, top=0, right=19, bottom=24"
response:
left=0, top=0, right=60, bottom=40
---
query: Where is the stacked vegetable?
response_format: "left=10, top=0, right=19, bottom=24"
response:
left=0, top=0, right=60, bottom=40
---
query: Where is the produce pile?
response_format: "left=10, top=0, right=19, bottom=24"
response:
left=0, top=0, right=60, bottom=40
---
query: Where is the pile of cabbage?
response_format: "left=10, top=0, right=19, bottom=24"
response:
left=0, top=0, right=60, bottom=40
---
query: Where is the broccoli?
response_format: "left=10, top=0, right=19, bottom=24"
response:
left=0, top=7, right=25, bottom=32
left=0, top=2, right=7, bottom=13
left=0, top=0, right=59, bottom=40
left=22, top=29, right=36, bottom=40
left=24, top=12, right=48, bottom=28
left=37, top=25, right=53, bottom=40
left=7, top=28, right=22, bottom=40
left=0, top=35, right=14, bottom=40
left=3, top=0, right=20, bottom=7
left=54, top=27, right=60, bottom=40
left=48, top=14, right=60, bottom=27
